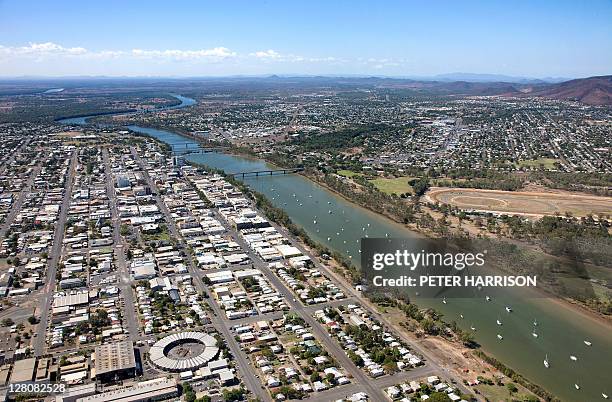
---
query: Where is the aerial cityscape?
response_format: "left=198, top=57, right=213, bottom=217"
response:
left=0, top=1, right=610, bottom=402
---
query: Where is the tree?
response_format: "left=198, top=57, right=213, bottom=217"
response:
left=275, top=386, right=304, bottom=400
left=347, top=350, right=364, bottom=367
left=90, top=309, right=110, bottom=329
left=120, top=225, right=130, bottom=236
left=222, top=387, right=245, bottom=401
left=411, top=177, right=430, bottom=197
left=428, top=392, right=451, bottom=402
left=181, top=382, right=196, bottom=402
left=1, top=318, right=14, bottom=327
left=459, top=331, right=476, bottom=347
left=506, top=382, right=518, bottom=395
left=420, top=318, right=437, bottom=335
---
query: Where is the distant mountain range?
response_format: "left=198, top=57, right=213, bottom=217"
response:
left=519, top=75, right=612, bottom=105
left=375, top=79, right=523, bottom=96
left=373, top=74, right=612, bottom=105
left=431, top=72, right=569, bottom=84
left=2, top=74, right=611, bottom=105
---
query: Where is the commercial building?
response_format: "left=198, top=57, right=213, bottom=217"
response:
left=56, top=383, right=97, bottom=402
left=10, top=358, right=36, bottom=383
left=94, top=340, right=136, bottom=383
left=76, top=377, right=178, bottom=402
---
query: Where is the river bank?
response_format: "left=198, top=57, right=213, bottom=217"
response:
left=54, top=108, right=137, bottom=122
left=212, top=144, right=611, bottom=326
left=57, top=94, right=193, bottom=125
left=233, top=183, right=550, bottom=401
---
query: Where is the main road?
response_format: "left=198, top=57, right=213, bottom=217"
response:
left=102, top=149, right=140, bottom=342
left=34, top=152, right=77, bottom=357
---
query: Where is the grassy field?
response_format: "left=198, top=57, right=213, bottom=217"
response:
left=142, top=230, right=171, bottom=242
left=476, top=381, right=540, bottom=402
left=475, top=383, right=526, bottom=401
left=582, top=265, right=612, bottom=301
left=516, top=158, right=560, bottom=170
left=337, top=169, right=363, bottom=178
left=370, top=176, right=414, bottom=195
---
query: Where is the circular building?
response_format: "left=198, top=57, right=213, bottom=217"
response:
left=149, top=331, right=219, bottom=372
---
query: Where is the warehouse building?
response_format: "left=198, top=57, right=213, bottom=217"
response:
left=76, top=377, right=178, bottom=402
left=94, top=340, right=136, bottom=383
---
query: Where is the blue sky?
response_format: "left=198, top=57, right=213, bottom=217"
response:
left=0, top=0, right=610, bottom=78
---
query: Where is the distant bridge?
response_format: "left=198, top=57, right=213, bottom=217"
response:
left=169, top=142, right=228, bottom=155
left=173, top=148, right=227, bottom=156
left=229, top=168, right=304, bottom=178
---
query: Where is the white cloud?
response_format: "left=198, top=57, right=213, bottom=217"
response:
left=248, top=50, right=343, bottom=64
left=0, top=42, right=236, bottom=62
left=89, top=50, right=126, bottom=59
left=250, top=49, right=282, bottom=59
left=0, top=42, right=87, bottom=58
left=0, top=42, right=347, bottom=66
left=0, top=41, right=407, bottom=76
left=131, top=47, right=236, bottom=60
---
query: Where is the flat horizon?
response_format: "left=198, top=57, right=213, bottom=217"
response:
left=0, top=72, right=597, bottom=82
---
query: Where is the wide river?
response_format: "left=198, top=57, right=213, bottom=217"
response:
left=59, top=96, right=611, bottom=402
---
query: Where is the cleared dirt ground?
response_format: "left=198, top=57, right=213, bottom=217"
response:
left=426, top=187, right=612, bottom=217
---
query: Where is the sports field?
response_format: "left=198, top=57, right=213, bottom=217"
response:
left=427, top=187, right=612, bottom=217
left=370, top=176, right=414, bottom=195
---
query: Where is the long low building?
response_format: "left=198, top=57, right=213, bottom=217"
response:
left=149, top=332, right=219, bottom=372
left=53, top=291, right=89, bottom=309
left=75, top=377, right=178, bottom=402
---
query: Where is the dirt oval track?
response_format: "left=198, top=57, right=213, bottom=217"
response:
left=426, top=187, right=612, bottom=217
